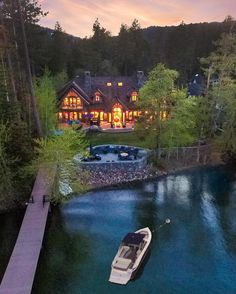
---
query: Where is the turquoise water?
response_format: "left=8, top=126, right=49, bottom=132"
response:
left=33, top=166, right=236, bottom=294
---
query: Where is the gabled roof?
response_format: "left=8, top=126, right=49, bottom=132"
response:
left=58, top=72, right=145, bottom=111
left=188, top=74, right=206, bottom=96
left=58, top=79, right=92, bottom=105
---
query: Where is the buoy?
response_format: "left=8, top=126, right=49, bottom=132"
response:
left=165, top=218, right=171, bottom=224
left=152, top=218, right=171, bottom=232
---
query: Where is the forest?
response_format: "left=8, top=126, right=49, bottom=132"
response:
left=0, top=0, right=235, bottom=210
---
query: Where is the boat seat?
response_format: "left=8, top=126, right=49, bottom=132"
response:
left=124, top=247, right=137, bottom=261
left=114, top=257, right=132, bottom=270
left=120, top=246, right=130, bottom=257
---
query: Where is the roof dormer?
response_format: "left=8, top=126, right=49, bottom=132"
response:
left=131, top=91, right=138, bottom=102
left=94, top=91, right=102, bottom=103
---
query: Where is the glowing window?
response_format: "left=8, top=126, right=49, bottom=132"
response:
left=118, top=82, right=123, bottom=86
left=91, top=111, right=99, bottom=118
left=131, top=91, right=138, bottom=102
left=94, top=91, right=101, bottom=102
left=160, top=111, right=168, bottom=120
left=63, top=98, right=69, bottom=107
left=77, top=98, right=81, bottom=106
left=106, top=82, right=112, bottom=87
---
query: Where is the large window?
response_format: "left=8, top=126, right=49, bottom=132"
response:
left=62, top=93, right=83, bottom=109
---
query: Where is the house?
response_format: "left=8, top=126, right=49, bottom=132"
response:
left=57, top=71, right=145, bottom=127
left=188, top=74, right=206, bottom=96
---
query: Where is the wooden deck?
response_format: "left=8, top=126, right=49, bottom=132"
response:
left=0, top=168, right=55, bottom=294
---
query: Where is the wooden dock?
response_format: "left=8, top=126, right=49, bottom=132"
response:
left=0, top=168, right=54, bottom=294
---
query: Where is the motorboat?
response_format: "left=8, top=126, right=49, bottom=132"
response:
left=109, top=227, right=152, bottom=285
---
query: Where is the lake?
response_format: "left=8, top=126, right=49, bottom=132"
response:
left=3, top=166, right=236, bottom=294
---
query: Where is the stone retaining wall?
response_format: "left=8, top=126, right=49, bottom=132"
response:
left=74, top=144, right=149, bottom=171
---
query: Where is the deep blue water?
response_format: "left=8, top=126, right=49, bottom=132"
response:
left=32, top=166, right=236, bottom=294
left=0, top=210, right=24, bottom=281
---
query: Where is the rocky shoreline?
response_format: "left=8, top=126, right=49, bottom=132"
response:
left=86, top=161, right=225, bottom=191
left=86, top=165, right=164, bottom=189
left=85, top=162, right=213, bottom=190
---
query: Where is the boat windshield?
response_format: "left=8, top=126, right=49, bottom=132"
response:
left=122, top=233, right=145, bottom=245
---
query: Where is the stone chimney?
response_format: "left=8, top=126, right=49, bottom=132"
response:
left=137, top=71, right=144, bottom=87
left=84, top=71, right=91, bottom=92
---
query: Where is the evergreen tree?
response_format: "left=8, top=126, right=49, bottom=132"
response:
left=201, top=33, right=236, bottom=159
left=48, top=22, right=68, bottom=74
left=0, top=122, right=14, bottom=209
left=115, top=20, right=150, bottom=75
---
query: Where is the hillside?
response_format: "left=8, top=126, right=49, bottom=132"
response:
left=7, top=18, right=235, bottom=83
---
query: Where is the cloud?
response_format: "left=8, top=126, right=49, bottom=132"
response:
left=39, top=0, right=236, bottom=37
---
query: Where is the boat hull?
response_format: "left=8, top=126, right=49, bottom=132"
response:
left=109, top=227, right=152, bottom=285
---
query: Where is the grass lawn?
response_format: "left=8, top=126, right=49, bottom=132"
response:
left=86, top=131, right=149, bottom=148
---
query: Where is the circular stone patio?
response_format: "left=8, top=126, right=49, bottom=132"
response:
left=74, top=144, right=149, bottom=170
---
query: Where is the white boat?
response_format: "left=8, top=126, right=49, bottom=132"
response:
left=109, top=227, right=152, bottom=285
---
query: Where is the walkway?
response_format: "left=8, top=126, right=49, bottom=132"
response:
left=0, top=168, right=55, bottom=294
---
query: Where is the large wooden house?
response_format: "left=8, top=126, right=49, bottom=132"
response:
left=57, top=71, right=145, bottom=127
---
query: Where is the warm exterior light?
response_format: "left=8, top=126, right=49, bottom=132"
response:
left=118, top=82, right=123, bottom=86
left=95, top=91, right=101, bottom=102
left=106, top=82, right=112, bottom=86
left=161, top=111, right=168, bottom=120
left=131, top=91, right=138, bottom=102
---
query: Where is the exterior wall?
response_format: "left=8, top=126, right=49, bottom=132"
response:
left=79, top=160, right=147, bottom=171
left=58, top=87, right=140, bottom=125
left=58, top=110, right=140, bottom=124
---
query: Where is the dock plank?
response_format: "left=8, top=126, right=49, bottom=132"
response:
left=0, top=168, right=55, bottom=294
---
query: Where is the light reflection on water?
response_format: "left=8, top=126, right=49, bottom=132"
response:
left=33, top=166, right=236, bottom=294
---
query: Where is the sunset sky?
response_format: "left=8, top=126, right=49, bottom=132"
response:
left=39, top=0, right=236, bottom=37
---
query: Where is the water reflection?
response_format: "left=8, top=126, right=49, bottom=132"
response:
left=0, top=210, right=24, bottom=281
left=33, top=166, right=236, bottom=294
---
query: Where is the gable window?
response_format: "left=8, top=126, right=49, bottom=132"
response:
left=94, top=91, right=101, bottom=102
left=106, top=82, right=112, bottom=87
left=62, top=91, right=83, bottom=109
left=118, top=82, right=123, bottom=87
left=131, top=91, right=138, bottom=102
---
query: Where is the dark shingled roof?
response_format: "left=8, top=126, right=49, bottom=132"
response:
left=58, top=72, right=145, bottom=112
left=122, top=233, right=145, bottom=245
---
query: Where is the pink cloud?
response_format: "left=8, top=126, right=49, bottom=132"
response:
left=39, top=0, right=236, bottom=37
